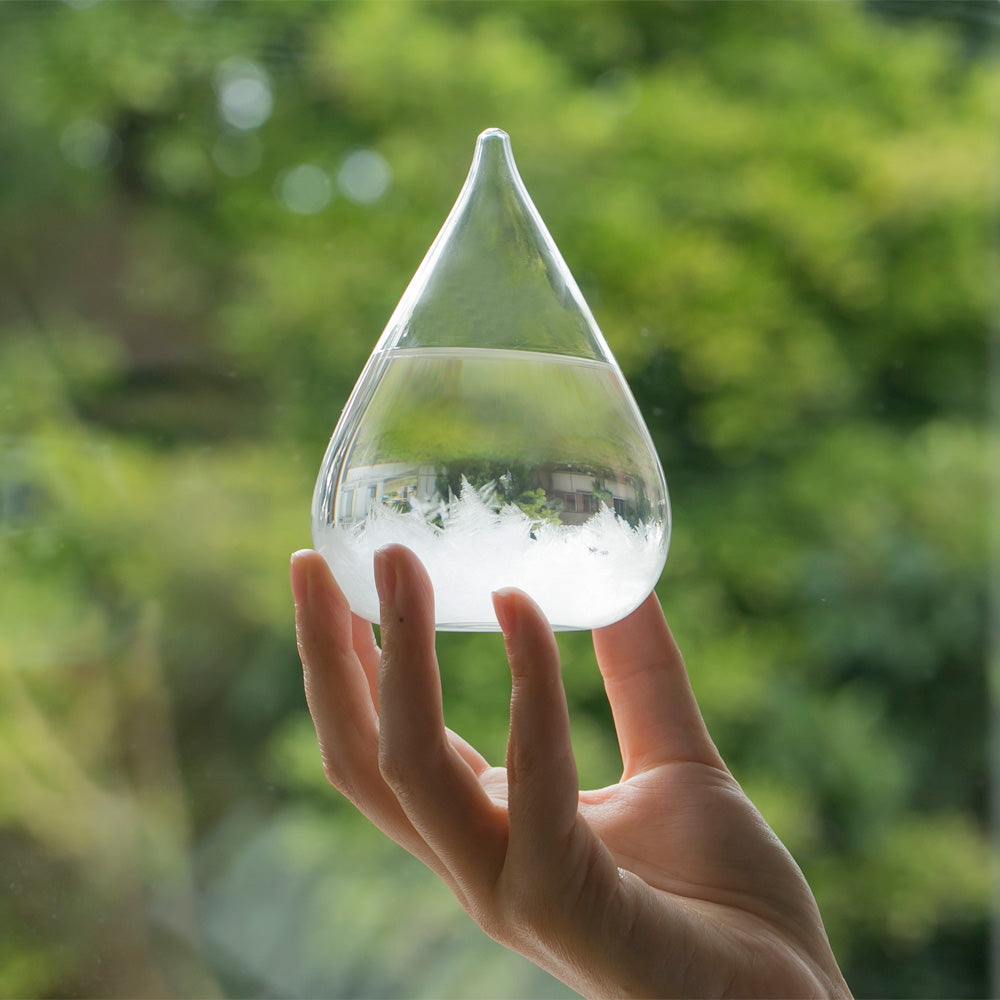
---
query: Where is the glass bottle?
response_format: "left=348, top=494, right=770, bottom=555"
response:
left=312, top=128, right=670, bottom=630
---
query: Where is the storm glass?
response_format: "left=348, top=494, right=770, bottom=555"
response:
left=312, top=128, right=670, bottom=630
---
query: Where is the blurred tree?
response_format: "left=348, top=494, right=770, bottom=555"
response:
left=0, top=1, right=994, bottom=997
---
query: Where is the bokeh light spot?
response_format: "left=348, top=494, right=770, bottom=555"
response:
left=59, top=119, right=120, bottom=170
left=213, top=132, right=262, bottom=178
left=277, top=164, right=332, bottom=215
left=337, top=149, right=392, bottom=205
left=215, top=58, right=273, bottom=131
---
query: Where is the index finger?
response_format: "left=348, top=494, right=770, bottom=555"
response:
left=374, top=545, right=509, bottom=892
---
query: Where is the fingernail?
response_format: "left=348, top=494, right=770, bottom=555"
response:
left=492, top=589, right=517, bottom=634
left=290, top=550, right=312, bottom=608
left=374, top=547, right=397, bottom=605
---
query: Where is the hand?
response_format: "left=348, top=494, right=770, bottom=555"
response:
left=291, top=544, right=851, bottom=999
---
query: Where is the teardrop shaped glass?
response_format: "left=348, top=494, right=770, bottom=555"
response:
left=312, top=128, right=670, bottom=631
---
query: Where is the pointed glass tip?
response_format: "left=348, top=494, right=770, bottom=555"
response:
left=471, top=127, right=515, bottom=178
left=477, top=127, right=510, bottom=144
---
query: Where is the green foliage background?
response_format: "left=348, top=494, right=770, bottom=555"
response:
left=0, top=2, right=995, bottom=997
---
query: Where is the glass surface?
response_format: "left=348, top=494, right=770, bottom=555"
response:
left=312, top=129, right=670, bottom=629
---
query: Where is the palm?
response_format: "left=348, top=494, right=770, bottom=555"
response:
left=592, top=764, right=844, bottom=990
left=468, top=753, right=836, bottom=997
left=583, top=763, right=797, bottom=910
left=586, top=764, right=753, bottom=891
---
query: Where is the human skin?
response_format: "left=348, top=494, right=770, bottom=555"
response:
left=291, top=544, right=852, bottom=999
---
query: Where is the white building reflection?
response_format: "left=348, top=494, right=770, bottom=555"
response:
left=335, top=463, right=638, bottom=527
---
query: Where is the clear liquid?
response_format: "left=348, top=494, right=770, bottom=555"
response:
left=312, top=347, right=669, bottom=630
